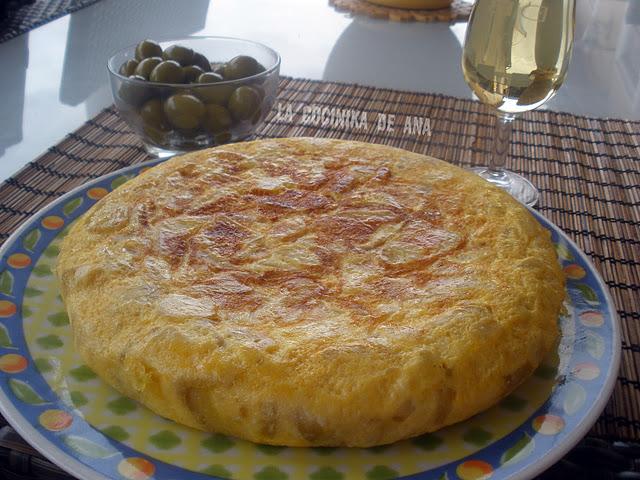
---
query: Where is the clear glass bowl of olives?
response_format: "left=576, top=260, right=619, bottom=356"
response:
left=107, top=37, right=280, bottom=157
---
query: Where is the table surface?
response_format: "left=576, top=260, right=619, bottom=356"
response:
left=0, top=0, right=638, bottom=182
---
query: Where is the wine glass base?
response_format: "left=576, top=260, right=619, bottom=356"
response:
left=469, top=167, right=540, bottom=207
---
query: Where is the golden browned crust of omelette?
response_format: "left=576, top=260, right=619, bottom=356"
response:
left=55, top=138, right=564, bottom=447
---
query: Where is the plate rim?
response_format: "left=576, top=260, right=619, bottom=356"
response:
left=506, top=208, right=622, bottom=480
left=0, top=160, right=622, bottom=480
left=0, top=159, right=163, bottom=480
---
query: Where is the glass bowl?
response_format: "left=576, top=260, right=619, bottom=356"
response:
left=107, top=36, right=280, bottom=157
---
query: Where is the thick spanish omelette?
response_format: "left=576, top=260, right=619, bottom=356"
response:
left=56, top=138, right=564, bottom=447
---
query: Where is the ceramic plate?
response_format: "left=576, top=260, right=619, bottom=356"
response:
left=0, top=159, right=620, bottom=480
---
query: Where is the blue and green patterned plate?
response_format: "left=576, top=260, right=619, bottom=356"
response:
left=0, top=159, right=620, bottom=480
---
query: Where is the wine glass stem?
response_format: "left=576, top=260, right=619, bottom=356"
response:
left=488, top=112, right=516, bottom=181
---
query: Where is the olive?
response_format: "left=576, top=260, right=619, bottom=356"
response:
left=134, top=57, right=162, bottom=80
left=150, top=60, right=185, bottom=83
left=143, top=123, right=168, bottom=146
left=215, top=131, right=232, bottom=145
left=118, top=77, right=150, bottom=107
left=251, top=108, right=263, bottom=125
left=194, top=73, right=232, bottom=104
left=164, top=94, right=205, bottom=130
left=212, top=63, right=226, bottom=77
left=192, top=52, right=212, bottom=72
left=176, top=87, right=195, bottom=97
left=163, top=44, right=194, bottom=66
left=197, top=72, right=223, bottom=83
left=119, top=59, right=139, bottom=77
left=223, top=55, right=262, bottom=80
left=140, top=98, right=167, bottom=127
left=195, top=84, right=234, bottom=105
left=135, top=39, right=162, bottom=61
left=182, top=65, right=204, bottom=83
left=203, top=104, right=232, bottom=133
left=252, top=84, right=266, bottom=100
left=228, top=86, right=261, bottom=121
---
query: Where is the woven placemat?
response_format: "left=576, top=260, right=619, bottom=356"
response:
left=0, top=0, right=101, bottom=43
left=0, top=77, right=639, bottom=442
left=329, top=0, right=471, bottom=22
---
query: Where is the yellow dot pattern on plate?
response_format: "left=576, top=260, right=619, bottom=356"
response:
left=573, top=362, right=600, bottom=381
left=7, top=253, right=31, bottom=269
left=579, top=311, right=604, bottom=328
left=87, top=187, right=109, bottom=200
left=563, top=264, right=586, bottom=280
left=0, top=300, right=17, bottom=317
left=118, top=457, right=156, bottom=480
left=41, top=216, right=65, bottom=230
left=39, top=409, right=73, bottom=431
left=0, top=354, right=28, bottom=373
left=456, top=459, right=494, bottom=480
left=22, top=231, right=567, bottom=479
left=532, top=415, right=565, bottom=435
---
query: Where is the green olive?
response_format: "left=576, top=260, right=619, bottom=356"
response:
left=215, top=131, right=232, bottom=145
left=118, top=77, right=150, bottom=107
left=150, top=60, right=185, bottom=83
left=140, top=98, right=167, bottom=127
left=119, top=59, right=139, bottom=76
left=183, top=65, right=204, bottom=83
left=164, top=94, right=205, bottom=130
left=176, top=87, right=195, bottom=97
left=211, top=63, right=226, bottom=77
left=135, top=39, right=162, bottom=61
left=197, top=72, right=223, bottom=83
left=203, top=104, right=232, bottom=133
left=251, top=108, right=263, bottom=125
left=223, top=55, right=262, bottom=80
left=228, top=86, right=261, bottom=121
left=143, top=123, right=168, bottom=146
left=192, top=52, right=212, bottom=72
left=194, top=73, right=232, bottom=104
left=134, top=57, right=162, bottom=80
left=252, top=84, right=266, bottom=100
left=163, top=44, right=194, bottom=66
left=195, top=84, right=234, bottom=105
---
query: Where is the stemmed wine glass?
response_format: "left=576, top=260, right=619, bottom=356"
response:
left=461, top=0, right=576, bottom=206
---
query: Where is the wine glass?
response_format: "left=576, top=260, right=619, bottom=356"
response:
left=461, top=0, right=576, bottom=206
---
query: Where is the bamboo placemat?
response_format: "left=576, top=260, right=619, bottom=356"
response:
left=329, top=0, right=471, bottom=22
left=0, top=0, right=101, bottom=43
left=0, top=77, right=639, bottom=442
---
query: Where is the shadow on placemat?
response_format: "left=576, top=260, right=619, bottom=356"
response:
left=0, top=77, right=639, bottom=444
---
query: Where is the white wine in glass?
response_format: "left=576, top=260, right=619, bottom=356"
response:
left=462, top=0, right=576, bottom=206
